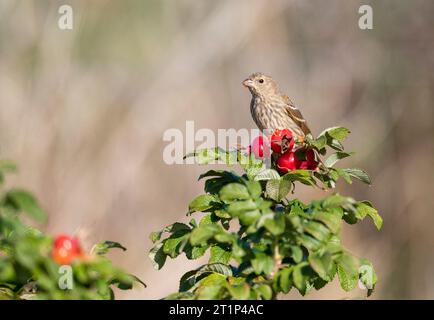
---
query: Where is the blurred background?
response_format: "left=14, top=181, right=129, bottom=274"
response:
left=0, top=0, right=433, bottom=299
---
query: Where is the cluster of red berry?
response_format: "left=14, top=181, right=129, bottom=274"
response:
left=249, top=129, right=319, bottom=173
left=51, top=234, right=85, bottom=265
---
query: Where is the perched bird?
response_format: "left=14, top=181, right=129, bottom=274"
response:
left=243, top=72, right=311, bottom=140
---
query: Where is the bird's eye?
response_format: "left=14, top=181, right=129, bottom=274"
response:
left=258, top=79, right=264, bottom=84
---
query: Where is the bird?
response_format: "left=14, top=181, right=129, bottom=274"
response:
left=242, top=72, right=311, bottom=143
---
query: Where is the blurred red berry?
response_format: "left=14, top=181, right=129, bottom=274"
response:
left=52, top=234, right=82, bottom=265
left=249, top=135, right=270, bottom=159
left=296, top=148, right=318, bottom=170
left=270, top=129, right=294, bottom=154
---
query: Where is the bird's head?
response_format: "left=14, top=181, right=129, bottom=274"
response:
left=242, top=72, right=280, bottom=99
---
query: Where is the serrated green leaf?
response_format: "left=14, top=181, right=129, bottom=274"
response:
left=324, top=152, right=354, bottom=167
left=265, top=178, right=292, bottom=202
left=263, top=213, right=285, bottom=236
left=304, top=221, right=330, bottom=241
left=188, top=194, right=219, bottom=214
left=209, top=245, right=232, bottom=264
left=245, top=181, right=262, bottom=199
left=313, top=208, right=343, bottom=234
left=357, top=202, right=383, bottom=230
left=254, top=284, right=273, bottom=300
left=359, top=259, right=377, bottom=295
left=238, top=210, right=261, bottom=226
left=190, top=224, right=221, bottom=246
left=198, top=263, right=233, bottom=277
left=309, top=252, right=333, bottom=281
left=219, top=183, right=250, bottom=202
left=279, top=267, right=293, bottom=293
left=163, top=230, right=190, bottom=258
left=251, top=253, right=274, bottom=275
left=227, top=283, right=250, bottom=300
left=92, top=241, right=127, bottom=256
left=293, top=263, right=309, bottom=295
left=319, top=126, right=350, bottom=142
left=227, top=199, right=257, bottom=216
left=185, top=244, right=208, bottom=260
left=290, top=246, right=303, bottom=263
left=149, top=243, right=167, bottom=270
left=254, top=169, right=281, bottom=181
left=336, top=253, right=360, bottom=291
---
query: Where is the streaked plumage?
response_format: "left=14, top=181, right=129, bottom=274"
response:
left=243, top=72, right=310, bottom=137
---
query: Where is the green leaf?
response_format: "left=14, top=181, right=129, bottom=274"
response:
left=219, top=183, right=250, bottom=202
left=238, top=210, right=261, bottom=226
left=198, top=263, right=233, bottom=277
left=343, top=168, right=371, bottom=185
left=290, top=246, right=303, bottom=263
left=298, top=234, right=322, bottom=252
left=179, top=270, right=200, bottom=292
left=188, top=194, right=219, bottom=214
left=335, top=168, right=353, bottom=184
left=324, top=152, right=354, bottom=167
left=245, top=181, right=262, bottom=199
left=356, top=202, right=383, bottom=230
left=311, top=135, right=327, bottom=150
left=92, top=241, right=127, bottom=256
left=292, top=263, right=309, bottom=295
left=319, top=126, right=350, bottom=142
left=303, top=221, right=330, bottom=241
left=309, top=252, right=333, bottom=281
left=190, top=224, right=221, bottom=246
left=265, top=178, right=292, bottom=202
left=263, top=213, right=286, bottom=236
left=313, top=208, right=343, bottom=234
left=227, top=283, right=250, bottom=300
left=186, top=148, right=236, bottom=165
left=198, top=170, right=240, bottom=181
left=163, top=230, right=190, bottom=258
left=185, top=244, right=208, bottom=260
left=179, top=263, right=232, bottom=293
left=209, top=245, right=231, bottom=264
left=254, top=169, right=281, bottom=181
left=226, top=199, right=257, bottom=216
left=149, top=243, right=167, bottom=270
left=254, top=284, right=273, bottom=300
left=279, top=267, right=293, bottom=293
left=150, top=223, right=191, bottom=243
left=5, top=189, right=47, bottom=223
left=282, top=170, right=316, bottom=186
left=359, top=259, right=377, bottom=295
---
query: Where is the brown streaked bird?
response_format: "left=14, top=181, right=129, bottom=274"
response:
left=243, top=72, right=311, bottom=139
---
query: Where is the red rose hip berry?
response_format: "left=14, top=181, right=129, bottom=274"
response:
left=276, top=151, right=300, bottom=173
left=297, top=148, right=318, bottom=170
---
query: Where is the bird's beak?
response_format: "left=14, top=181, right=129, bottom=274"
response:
left=242, top=79, right=254, bottom=88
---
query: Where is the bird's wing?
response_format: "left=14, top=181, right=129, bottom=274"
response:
left=282, top=95, right=311, bottom=135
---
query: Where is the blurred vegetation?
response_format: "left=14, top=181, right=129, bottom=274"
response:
left=0, top=161, right=143, bottom=299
